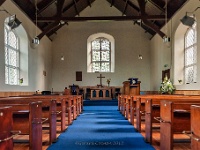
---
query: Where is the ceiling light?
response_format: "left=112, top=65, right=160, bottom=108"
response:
left=163, top=36, right=170, bottom=43
left=32, top=0, right=39, bottom=45
left=32, top=37, right=40, bottom=44
left=138, top=54, right=143, bottom=60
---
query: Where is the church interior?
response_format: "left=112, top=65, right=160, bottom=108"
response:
left=0, top=0, right=200, bottom=149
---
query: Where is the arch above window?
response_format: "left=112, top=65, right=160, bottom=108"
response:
left=87, top=33, right=115, bottom=73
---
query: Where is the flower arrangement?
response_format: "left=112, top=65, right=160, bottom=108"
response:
left=160, top=76, right=175, bottom=94
left=106, top=78, right=111, bottom=85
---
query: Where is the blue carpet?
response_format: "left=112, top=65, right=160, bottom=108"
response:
left=47, top=102, right=155, bottom=150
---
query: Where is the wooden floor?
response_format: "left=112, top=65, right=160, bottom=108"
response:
left=13, top=117, right=191, bottom=150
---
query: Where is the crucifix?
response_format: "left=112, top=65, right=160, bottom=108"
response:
left=97, top=74, right=105, bottom=87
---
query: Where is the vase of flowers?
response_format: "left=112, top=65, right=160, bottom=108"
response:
left=160, top=76, right=175, bottom=94
left=107, top=78, right=111, bottom=87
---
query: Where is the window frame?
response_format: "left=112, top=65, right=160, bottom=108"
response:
left=4, top=26, right=20, bottom=85
left=91, top=37, right=111, bottom=72
left=184, top=22, right=197, bottom=84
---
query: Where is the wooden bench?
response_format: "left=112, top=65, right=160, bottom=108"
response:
left=18, top=94, right=83, bottom=127
left=144, top=96, right=200, bottom=143
left=0, top=106, right=19, bottom=150
left=158, top=100, right=200, bottom=150
left=0, top=97, right=57, bottom=145
left=0, top=101, right=43, bottom=150
left=134, top=95, right=200, bottom=132
left=183, top=105, right=200, bottom=150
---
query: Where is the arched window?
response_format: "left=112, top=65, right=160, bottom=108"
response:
left=91, top=37, right=111, bottom=72
left=4, top=17, right=29, bottom=86
left=87, top=33, right=115, bottom=73
left=184, top=22, right=197, bottom=84
left=4, top=26, right=20, bottom=85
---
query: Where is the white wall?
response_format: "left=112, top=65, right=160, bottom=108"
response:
left=51, top=0, right=151, bottom=91
left=0, top=0, right=53, bottom=92
left=150, top=0, right=200, bottom=91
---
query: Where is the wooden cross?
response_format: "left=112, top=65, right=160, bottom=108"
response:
left=97, top=74, right=105, bottom=87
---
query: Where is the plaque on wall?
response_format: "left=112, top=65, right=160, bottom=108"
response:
left=76, top=71, right=82, bottom=81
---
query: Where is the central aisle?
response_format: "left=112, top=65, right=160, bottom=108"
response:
left=47, top=105, right=155, bottom=150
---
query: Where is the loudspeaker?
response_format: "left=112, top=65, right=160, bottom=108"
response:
left=180, top=15, right=195, bottom=27
left=7, top=15, right=21, bottom=30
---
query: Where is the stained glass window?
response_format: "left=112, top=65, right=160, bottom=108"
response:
left=4, top=27, right=20, bottom=85
left=91, top=38, right=111, bottom=72
left=184, top=22, right=197, bottom=84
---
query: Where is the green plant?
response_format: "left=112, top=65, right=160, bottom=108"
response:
left=160, top=76, right=175, bottom=94
left=19, top=78, right=23, bottom=84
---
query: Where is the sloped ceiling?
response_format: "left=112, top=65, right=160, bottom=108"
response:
left=6, top=0, right=189, bottom=40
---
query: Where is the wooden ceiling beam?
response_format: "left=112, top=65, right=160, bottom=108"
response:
left=122, top=0, right=139, bottom=12
left=0, top=0, right=6, bottom=6
left=137, top=0, right=166, bottom=38
left=110, top=0, right=115, bottom=7
left=147, top=0, right=165, bottom=12
left=122, top=0, right=128, bottom=16
left=37, top=21, right=60, bottom=40
left=57, top=0, right=65, bottom=16
left=62, top=0, right=80, bottom=13
left=142, top=19, right=165, bottom=38
left=37, top=0, right=56, bottom=14
left=73, top=0, right=79, bottom=16
left=88, top=0, right=92, bottom=7
left=36, top=15, right=166, bottom=22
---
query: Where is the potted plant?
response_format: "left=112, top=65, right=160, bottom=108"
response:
left=160, top=76, right=175, bottom=94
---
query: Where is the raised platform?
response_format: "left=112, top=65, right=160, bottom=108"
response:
left=83, top=99, right=118, bottom=106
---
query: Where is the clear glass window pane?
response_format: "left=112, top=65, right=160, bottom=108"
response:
left=186, top=30, right=195, bottom=47
left=92, top=62, right=100, bottom=72
left=92, top=39, right=100, bottom=50
left=9, top=49, right=18, bottom=67
left=4, top=27, right=20, bottom=85
left=8, top=32, right=17, bottom=48
left=5, top=48, right=8, bottom=65
left=101, top=39, right=110, bottom=50
left=92, top=51, right=100, bottom=61
left=101, top=63, right=110, bottom=72
left=185, top=47, right=196, bottom=66
left=185, top=66, right=194, bottom=83
left=8, top=67, right=18, bottom=85
left=5, top=66, right=8, bottom=84
left=4, top=28, right=7, bottom=44
left=101, top=51, right=110, bottom=61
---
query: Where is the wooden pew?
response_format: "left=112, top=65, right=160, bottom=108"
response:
left=183, top=105, right=200, bottom=150
left=17, top=94, right=82, bottom=127
left=144, top=96, right=200, bottom=143
left=134, top=95, right=200, bottom=132
left=0, top=106, right=16, bottom=150
left=0, top=101, right=43, bottom=150
left=24, top=95, right=68, bottom=132
left=0, top=97, right=57, bottom=145
left=159, top=100, right=200, bottom=150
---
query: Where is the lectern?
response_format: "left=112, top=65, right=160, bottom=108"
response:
left=123, top=78, right=141, bottom=95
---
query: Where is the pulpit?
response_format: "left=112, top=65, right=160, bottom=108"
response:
left=69, top=84, right=79, bottom=95
left=123, top=78, right=141, bottom=95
